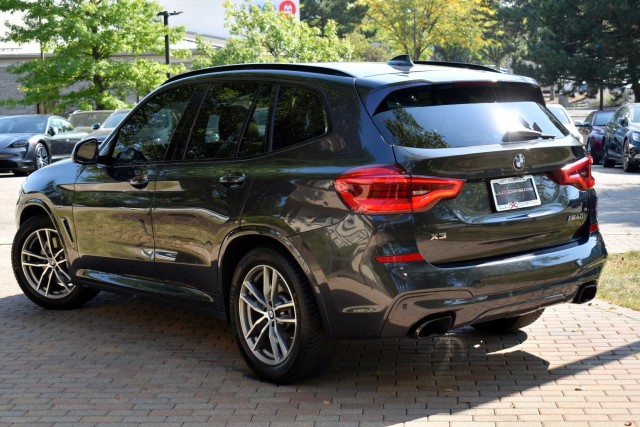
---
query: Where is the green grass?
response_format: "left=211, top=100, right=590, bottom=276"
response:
left=597, top=251, right=640, bottom=310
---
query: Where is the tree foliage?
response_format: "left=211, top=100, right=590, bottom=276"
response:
left=0, top=0, right=188, bottom=112
left=510, top=0, right=640, bottom=102
left=357, top=0, right=490, bottom=60
left=300, top=0, right=368, bottom=37
left=192, top=0, right=353, bottom=69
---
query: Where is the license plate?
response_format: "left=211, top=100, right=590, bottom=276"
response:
left=490, top=175, right=541, bottom=211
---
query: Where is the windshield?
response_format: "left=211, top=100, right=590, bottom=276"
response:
left=372, top=84, right=567, bottom=148
left=594, top=111, right=614, bottom=126
left=0, top=117, right=48, bottom=134
left=102, top=111, right=130, bottom=129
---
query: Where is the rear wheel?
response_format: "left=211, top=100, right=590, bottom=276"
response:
left=472, top=309, right=545, bottom=333
left=12, top=216, right=99, bottom=309
left=230, top=246, right=333, bottom=383
left=623, top=141, right=638, bottom=172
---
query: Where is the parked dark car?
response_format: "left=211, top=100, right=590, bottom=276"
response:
left=603, top=103, right=640, bottom=171
left=12, top=57, right=607, bottom=383
left=0, top=114, right=89, bottom=176
left=576, top=109, right=615, bottom=164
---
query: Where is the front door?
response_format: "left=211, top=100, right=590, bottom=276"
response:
left=72, top=86, right=198, bottom=288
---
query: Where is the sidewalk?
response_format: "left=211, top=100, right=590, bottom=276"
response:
left=1, top=243, right=640, bottom=426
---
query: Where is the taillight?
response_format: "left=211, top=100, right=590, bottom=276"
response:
left=334, top=164, right=465, bottom=214
left=549, top=157, right=595, bottom=191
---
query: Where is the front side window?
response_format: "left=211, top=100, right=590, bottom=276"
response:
left=372, top=83, right=568, bottom=148
left=110, top=86, right=195, bottom=164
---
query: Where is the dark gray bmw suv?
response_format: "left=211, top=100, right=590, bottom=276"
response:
left=12, top=56, right=607, bottom=383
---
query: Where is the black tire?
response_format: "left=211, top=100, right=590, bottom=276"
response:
left=230, top=245, right=333, bottom=383
left=472, top=309, right=545, bottom=333
left=602, top=139, right=615, bottom=168
left=34, top=142, right=50, bottom=171
left=12, top=171, right=29, bottom=177
left=12, top=216, right=99, bottom=310
left=622, top=141, right=638, bottom=172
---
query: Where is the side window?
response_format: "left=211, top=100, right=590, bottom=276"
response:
left=112, top=86, right=194, bottom=164
left=49, top=118, right=63, bottom=134
left=59, top=119, right=75, bottom=133
left=238, top=85, right=272, bottom=157
left=272, top=86, right=327, bottom=150
left=185, top=82, right=259, bottom=160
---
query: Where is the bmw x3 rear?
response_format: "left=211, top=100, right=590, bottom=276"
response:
left=13, top=56, right=607, bottom=383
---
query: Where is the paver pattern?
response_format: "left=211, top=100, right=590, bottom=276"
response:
left=1, top=165, right=640, bottom=426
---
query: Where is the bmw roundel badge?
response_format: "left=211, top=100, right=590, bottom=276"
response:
left=513, top=153, right=526, bottom=171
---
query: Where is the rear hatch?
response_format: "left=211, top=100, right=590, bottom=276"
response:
left=367, top=81, right=595, bottom=265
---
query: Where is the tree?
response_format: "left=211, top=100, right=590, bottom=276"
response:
left=192, top=0, right=353, bottom=68
left=511, top=0, right=640, bottom=108
left=477, top=0, right=524, bottom=70
left=301, top=0, right=368, bottom=37
left=357, top=0, right=490, bottom=61
left=0, top=0, right=188, bottom=113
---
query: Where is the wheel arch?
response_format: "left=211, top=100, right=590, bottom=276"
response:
left=219, top=227, right=330, bottom=333
left=18, top=199, right=55, bottom=227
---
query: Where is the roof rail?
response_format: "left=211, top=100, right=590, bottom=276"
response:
left=162, top=63, right=354, bottom=86
left=413, top=60, right=502, bottom=73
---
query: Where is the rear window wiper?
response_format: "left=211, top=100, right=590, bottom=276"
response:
left=502, top=129, right=556, bottom=142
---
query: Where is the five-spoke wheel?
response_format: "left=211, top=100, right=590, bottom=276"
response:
left=12, top=216, right=99, bottom=309
left=230, top=246, right=332, bottom=383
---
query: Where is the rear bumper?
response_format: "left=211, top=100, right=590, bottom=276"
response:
left=307, top=230, right=607, bottom=339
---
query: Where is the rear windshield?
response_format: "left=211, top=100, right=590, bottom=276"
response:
left=372, top=83, right=568, bottom=148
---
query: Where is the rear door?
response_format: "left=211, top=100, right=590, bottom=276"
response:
left=151, top=81, right=270, bottom=307
left=370, top=81, right=594, bottom=265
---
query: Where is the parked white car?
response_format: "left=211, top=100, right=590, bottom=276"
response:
left=547, top=104, right=582, bottom=143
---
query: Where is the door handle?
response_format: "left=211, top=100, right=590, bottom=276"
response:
left=129, top=174, right=149, bottom=188
left=219, top=174, right=245, bottom=186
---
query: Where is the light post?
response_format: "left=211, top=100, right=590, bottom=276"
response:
left=157, top=10, right=182, bottom=78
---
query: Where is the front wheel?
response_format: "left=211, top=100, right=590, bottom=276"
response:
left=472, top=309, right=545, bottom=333
left=230, top=246, right=333, bottom=383
left=12, top=216, right=99, bottom=309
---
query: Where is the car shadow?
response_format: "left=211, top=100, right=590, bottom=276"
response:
left=1, top=290, right=638, bottom=423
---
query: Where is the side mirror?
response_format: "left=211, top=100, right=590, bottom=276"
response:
left=619, top=117, right=629, bottom=127
left=92, top=123, right=101, bottom=130
left=48, top=126, right=59, bottom=136
left=73, top=138, right=99, bottom=164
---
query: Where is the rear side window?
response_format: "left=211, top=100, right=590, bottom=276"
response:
left=272, top=86, right=327, bottom=150
left=372, top=83, right=568, bottom=148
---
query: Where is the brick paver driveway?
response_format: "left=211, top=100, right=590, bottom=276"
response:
left=1, top=169, right=640, bottom=426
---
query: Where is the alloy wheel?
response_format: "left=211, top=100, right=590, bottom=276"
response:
left=35, top=144, right=49, bottom=170
left=20, top=227, right=74, bottom=299
left=238, top=264, right=297, bottom=366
